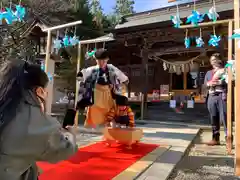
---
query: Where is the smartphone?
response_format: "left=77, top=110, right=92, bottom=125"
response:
left=62, top=109, right=76, bottom=128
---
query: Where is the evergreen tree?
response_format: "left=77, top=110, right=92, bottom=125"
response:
left=107, top=0, right=135, bottom=27
left=89, top=0, right=104, bottom=28
left=114, top=0, right=135, bottom=18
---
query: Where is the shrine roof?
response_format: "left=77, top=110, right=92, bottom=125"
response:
left=115, top=0, right=233, bottom=30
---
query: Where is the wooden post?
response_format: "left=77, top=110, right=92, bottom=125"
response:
left=140, top=47, right=148, bottom=120
left=45, top=30, right=52, bottom=114
left=234, top=0, right=240, bottom=176
left=74, top=43, right=82, bottom=126
left=227, top=20, right=233, bottom=154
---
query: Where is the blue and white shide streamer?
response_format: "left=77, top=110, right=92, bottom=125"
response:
left=207, top=6, right=219, bottom=22
left=53, top=39, right=62, bottom=49
left=171, top=14, right=182, bottom=28
left=186, top=10, right=205, bottom=26
left=208, top=35, right=221, bottom=47
left=230, top=33, right=240, bottom=48
left=40, top=62, right=53, bottom=82
left=184, top=37, right=190, bottom=48
left=195, top=37, right=204, bottom=47
left=69, top=35, right=79, bottom=46
left=47, top=72, right=53, bottom=82
left=0, top=4, right=26, bottom=25
left=171, top=4, right=182, bottom=28
left=63, top=35, right=70, bottom=47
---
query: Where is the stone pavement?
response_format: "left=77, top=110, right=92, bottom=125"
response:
left=75, top=123, right=201, bottom=180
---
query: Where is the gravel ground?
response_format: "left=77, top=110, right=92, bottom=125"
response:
left=168, top=130, right=236, bottom=180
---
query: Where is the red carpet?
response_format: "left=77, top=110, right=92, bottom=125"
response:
left=37, top=142, right=158, bottom=180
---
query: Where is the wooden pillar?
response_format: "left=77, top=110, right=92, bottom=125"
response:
left=128, top=67, right=131, bottom=98
left=140, top=42, right=149, bottom=120
left=74, top=42, right=82, bottom=126
left=45, top=30, right=54, bottom=114
left=227, top=20, right=233, bottom=154
left=234, top=0, right=240, bottom=176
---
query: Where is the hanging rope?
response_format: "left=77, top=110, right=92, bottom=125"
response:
left=200, top=28, right=202, bottom=37
left=151, top=53, right=204, bottom=66
left=56, top=30, right=59, bottom=38
left=213, top=26, right=216, bottom=35
left=185, top=29, right=188, bottom=38
left=65, top=28, right=68, bottom=35
left=74, top=26, right=77, bottom=35
left=103, top=41, right=105, bottom=49
left=176, top=3, right=179, bottom=14
left=150, top=52, right=205, bottom=73
left=193, top=0, right=196, bottom=11
left=9, top=0, right=12, bottom=9
left=213, top=0, right=216, bottom=8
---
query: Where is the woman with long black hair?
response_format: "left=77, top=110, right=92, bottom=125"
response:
left=0, top=60, right=77, bottom=180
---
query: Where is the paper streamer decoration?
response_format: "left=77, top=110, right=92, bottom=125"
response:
left=69, top=35, right=79, bottom=46
left=171, top=15, right=182, bottom=28
left=0, top=4, right=26, bottom=24
left=47, top=72, right=53, bottom=81
left=40, top=61, right=53, bottom=81
left=195, top=28, right=204, bottom=47
left=208, top=34, right=221, bottom=47
left=87, top=48, right=97, bottom=57
left=171, top=4, right=182, bottom=28
left=186, top=10, right=205, bottom=26
left=14, top=4, right=26, bottom=21
left=230, top=33, right=240, bottom=48
left=223, top=60, right=235, bottom=83
left=63, top=35, right=70, bottom=47
left=196, top=37, right=204, bottom=47
left=207, top=6, right=219, bottom=22
left=53, top=39, right=62, bottom=49
left=184, top=37, right=190, bottom=48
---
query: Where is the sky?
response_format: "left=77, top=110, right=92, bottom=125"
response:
left=100, top=0, right=193, bottom=14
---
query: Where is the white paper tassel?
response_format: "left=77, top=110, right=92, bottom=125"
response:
left=176, top=66, right=181, bottom=75
left=173, top=65, right=177, bottom=72
left=163, top=62, right=167, bottom=70
left=169, top=66, right=174, bottom=73
left=181, top=64, right=185, bottom=72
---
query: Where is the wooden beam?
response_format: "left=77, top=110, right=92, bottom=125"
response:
left=234, top=0, right=240, bottom=176
left=80, top=37, right=114, bottom=44
left=227, top=20, right=233, bottom=154
left=42, top=20, right=82, bottom=32
left=179, top=19, right=233, bottom=29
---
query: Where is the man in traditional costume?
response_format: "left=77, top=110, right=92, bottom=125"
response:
left=76, top=49, right=128, bottom=127
left=106, top=95, right=135, bottom=128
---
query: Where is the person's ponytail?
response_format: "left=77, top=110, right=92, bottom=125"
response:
left=0, top=60, right=28, bottom=133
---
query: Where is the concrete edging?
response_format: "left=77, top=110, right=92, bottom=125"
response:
left=136, top=128, right=201, bottom=180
